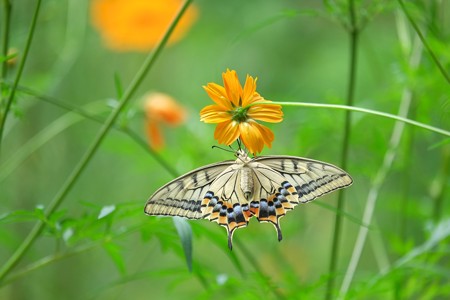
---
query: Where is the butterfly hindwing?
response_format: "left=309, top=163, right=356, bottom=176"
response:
left=200, top=160, right=300, bottom=249
left=200, top=164, right=253, bottom=249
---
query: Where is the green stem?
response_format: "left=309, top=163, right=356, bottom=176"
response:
left=237, top=241, right=286, bottom=300
left=0, top=0, right=192, bottom=283
left=0, top=242, right=99, bottom=287
left=397, top=0, right=450, bottom=85
left=270, top=102, right=450, bottom=137
left=0, top=0, right=41, bottom=153
left=1, top=221, right=145, bottom=286
left=432, top=147, right=449, bottom=222
left=1, top=0, right=11, bottom=81
left=325, top=1, right=357, bottom=298
left=8, top=84, right=179, bottom=177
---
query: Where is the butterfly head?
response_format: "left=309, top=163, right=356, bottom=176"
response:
left=235, top=149, right=251, bottom=163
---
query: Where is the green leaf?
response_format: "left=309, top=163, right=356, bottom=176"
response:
left=114, top=73, right=124, bottom=99
left=0, top=52, right=17, bottom=63
left=0, top=208, right=42, bottom=224
left=172, top=217, right=193, bottom=272
left=103, top=242, right=126, bottom=275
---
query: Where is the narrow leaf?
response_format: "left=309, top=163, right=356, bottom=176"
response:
left=103, top=242, right=126, bottom=275
left=172, top=217, right=193, bottom=272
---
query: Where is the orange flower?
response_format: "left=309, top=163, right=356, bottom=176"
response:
left=91, top=0, right=198, bottom=52
left=144, top=93, right=187, bottom=150
left=200, top=69, right=283, bottom=154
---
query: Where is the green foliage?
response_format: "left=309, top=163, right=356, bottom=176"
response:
left=1, top=0, right=449, bottom=299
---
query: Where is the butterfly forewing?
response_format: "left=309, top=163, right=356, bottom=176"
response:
left=254, top=156, right=353, bottom=203
left=144, top=161, right=233, bottom=219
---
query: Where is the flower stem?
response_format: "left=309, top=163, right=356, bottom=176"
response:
left=0, top=0, right=192, bottom=283
left=0, top=0, right=41, bottom=154
left=271, top=102, right=449, bottom=137
left=1, top=0, right=11, bottom=80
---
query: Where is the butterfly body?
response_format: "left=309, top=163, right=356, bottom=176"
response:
left=145, top=150, right=352, bottom=249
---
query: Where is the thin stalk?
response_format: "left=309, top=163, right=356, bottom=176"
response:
left=325, top=1, right=358, bottom=298
left=269, top=102, right=449, bottom=137
left=338, top=31, right=424, bottom=299
left=397, top=0, right=450, bottom=84
left=0, top=0, right=192, bottom=283
left=400, top=105, right=416, bottom=242
left=237, top=241, right=286, bottom=300
left=8, top=84, right=178, bottom=177
left=0, top=0, right=42, bottom=152
left=1, top=0, right=11, bottom=81
left=432, top=148, right=449, bottom=222
left=0, top=242, right=99, bottom=287
left=1, top=221, right=145, bottom=286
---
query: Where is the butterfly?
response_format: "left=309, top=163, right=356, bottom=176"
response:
left=144, top=150, right=353, bottom=249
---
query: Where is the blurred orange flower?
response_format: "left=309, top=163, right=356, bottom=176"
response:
left=200, top=69, right=283, bottom=154
left=144, top=93, right=187, bottom=150
left=91, top=0, right=198, bottom=52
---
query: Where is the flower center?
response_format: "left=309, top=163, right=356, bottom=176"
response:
left=231, top=106, right=249, bottom=123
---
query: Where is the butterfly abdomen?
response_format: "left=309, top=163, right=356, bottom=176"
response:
left=240, top=166, right=253, bottom=200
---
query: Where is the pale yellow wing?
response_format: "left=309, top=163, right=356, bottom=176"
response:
left=254, top=155, right=353, bottom=203
left=145, top=154, right=353, bottom=250
left=144, top=160, right=233, bottom=219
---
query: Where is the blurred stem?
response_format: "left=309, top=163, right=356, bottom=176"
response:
left=1, top=0, right=11, bottom=81
left=0, top=241, right=99, bottom=287
left=1, top=221, right=146, bottom=287
left=8, top=84, right=178, bottom=177
left=397, top=0, right=450, bottom=84
left=399, top=103, right=416, bottom=242
left=0, top=0, right=41, bottom=154
left=432, top=147, right=449, bottom=222
left=324, top=0, right=358, bottom=298
left=237, top=241, right=286, bottom=300
left=338, top=31, right=424, bottom=299
left=270, top=102, right=450, bottom=137
left=0, top=0, right=192, bottom=283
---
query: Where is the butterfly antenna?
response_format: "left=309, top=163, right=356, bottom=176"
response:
left=237, top=138, right=242, bottom=151
left=211, top=145, right=235, bottom=154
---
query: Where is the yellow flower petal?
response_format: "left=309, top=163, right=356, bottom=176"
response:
left=146, top=119, right=164, bottom=150
left=144, top=92, right=187, bottom=125
left=200, top=105, right=231, bottom=123
left=214, top=121, right=240, bottom=145
left=91, top=0, right=198, bottom=52
left=239, top=122, right=265, bottom=154
left=201, top=69, right=283, bottom=153
left=241, top=75, right=257, bottom=107
left=222, top=69, right=242, bottom=107
left=248, top=104, right=283, bottom=123
left=203, top=83, right=232, bottom=110
left=252, top=122, right=275, bottom=148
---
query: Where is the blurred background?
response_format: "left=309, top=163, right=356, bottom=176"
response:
left=0, top=0, right=449, bottom=299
